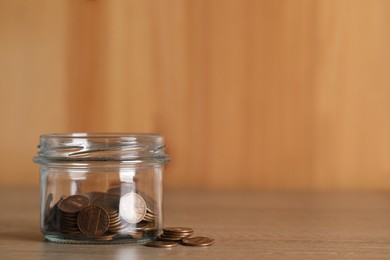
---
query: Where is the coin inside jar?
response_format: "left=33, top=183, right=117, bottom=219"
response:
left=119, top=192, right=147, bottom=224
left=58, top=195, right=90, bottom=214
left=77, top=205, right=110, bottom=238
left=93, top=193, right=120, bottom=215
left=43, top=190, right=160, bottom=242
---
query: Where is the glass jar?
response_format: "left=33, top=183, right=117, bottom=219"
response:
left=33, top=133, right=169, bottom=244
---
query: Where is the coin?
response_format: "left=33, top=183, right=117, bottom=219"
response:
left=84, top=192, right=106, bottom=203
left=108, top=222, right=128, bottom=232
left=143, top=212, right=156, bottom=222
left=107, top=183, right=135, bottom=196
left=143, top=222, right=157, bottom=231
left=128, top=231, right=143, bottom=239
left=161, top=232, right=192, bottom=238
left=106, top=186, right=122, bottom=196
left=44, top=193, right=53, bottom=219
left=93, top=193, right=120, bottom=215
left=163, top=227, right=194, bottom=234
left=94, top=233, right=117, bottom=241
left=157, top=235, right=184, bottom=241
left=44, top=193, right=55, bottom=230
left=58, top=195, right=90, bottom=214
left=77, top=205, right=110, bottom=238
left=47, top=198, right=62, bottom=231
left=119, top=192, right=147, bottom=224
left=137, top=191, right=157, bottom=211
left=145, top=241, right=178, bottom=248
left=108, top=218, right=122, bottom=227
left=182, top=237, right=215, bottom=247
left=162, top=230, right=193, bottom=235
left=45, top=190, right=161, bottom=241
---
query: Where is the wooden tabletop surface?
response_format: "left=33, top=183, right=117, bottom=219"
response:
left=1, top=188, right=390, bottom=259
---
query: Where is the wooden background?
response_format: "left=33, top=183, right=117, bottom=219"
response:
left=1, top=0, right=390, bottom=190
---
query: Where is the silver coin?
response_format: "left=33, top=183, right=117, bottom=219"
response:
left=119, top=192, right=147, bottom=224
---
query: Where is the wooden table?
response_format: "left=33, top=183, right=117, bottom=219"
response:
left=1, top=188, right=390, bottom=259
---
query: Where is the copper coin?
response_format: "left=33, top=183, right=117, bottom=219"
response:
left=145, top=241, right=178, bottom=248
left=108, top=225, right=127, bottom=232
left=94, top=232, right=117, bottom=241
left=108, top=218, right=122, bottom=227
left=143, top=222, right=157, bottom=231
left=108, top=221, right=127, bottom=229
left=157, top=235, right=184, bottom=241
left=161, top=233, right=192, bottom=238
left=106, top=186, right=122, bottom=196
left=163, top=227, right=193, bottom=234
left=93, top=193, right=120, bottom=215
left=107, top=184, right=135, bottom=196
left=128, top=231, right=143, bottom=239
left=77, top=205, right=110, bottom=238
left=58, top=195, right=90, bottom=214
left=162, top=230, right=193, bottom=236
left=46, top=199, right=62, bottom=231
left=182, top=237, right=215, bottom=247
left=44, top=193, right=53, bottom=217
left=84, top=192, right=106, bottom=203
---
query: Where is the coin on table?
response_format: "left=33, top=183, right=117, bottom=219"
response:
left=157, top=235, right=185, bottom=241
left=145, top=241, right=178, bottom=248
left=58, top=195, right=90, bottom=214
left=182, top=237, right=215, bottom=247
left=77, top=205, right=110, bottom=238
left=163, top=227, right=194, bottom=234
left=162, top=232, right=193, bottom=238
left=119, top=192, right=147, bottom=224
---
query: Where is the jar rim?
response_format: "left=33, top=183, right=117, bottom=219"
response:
left=34, top=132, right=169, bottom=162
left=42, top=132, right=162, bottom=139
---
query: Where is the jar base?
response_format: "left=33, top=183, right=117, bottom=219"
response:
left=44, top=235, right=155, bottom=244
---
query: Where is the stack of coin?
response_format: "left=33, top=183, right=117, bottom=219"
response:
left=182, top=236, right=215, bottom=247
left=58, top=195, right=90, bottom=235
left=108, top=213, right=128, bottom=233
left=91, top=193, right=129, bottom=233
left=43, top=189, right=160, bottom=241
left=158, top=227, right=194, bottom=241
left=146, top=227, right=215, bottom=248
left=143, top=209, right=157, bottom=222
left=77, top=205, right=109, bottom=238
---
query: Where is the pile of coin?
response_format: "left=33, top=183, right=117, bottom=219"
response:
left=145, top=227, right=214, bottom=248
left=158, top=227, right=194, bottom=241
left=58, top=195, right=90, bottom=235
left=43, top=187, right=159, bottom=242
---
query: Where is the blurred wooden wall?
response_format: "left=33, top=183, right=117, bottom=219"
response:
left=1, top=0, right=390, bottom=190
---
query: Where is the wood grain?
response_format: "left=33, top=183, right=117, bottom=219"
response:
left=1, top=0, right=390, bottom=190
left=1, top=188, right=390, bottom=258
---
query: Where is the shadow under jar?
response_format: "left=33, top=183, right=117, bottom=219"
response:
left=34, top=133, right=169, bottom=244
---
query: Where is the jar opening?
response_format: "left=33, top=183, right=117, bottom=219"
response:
left=34, top=133, right=169, bottom=162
